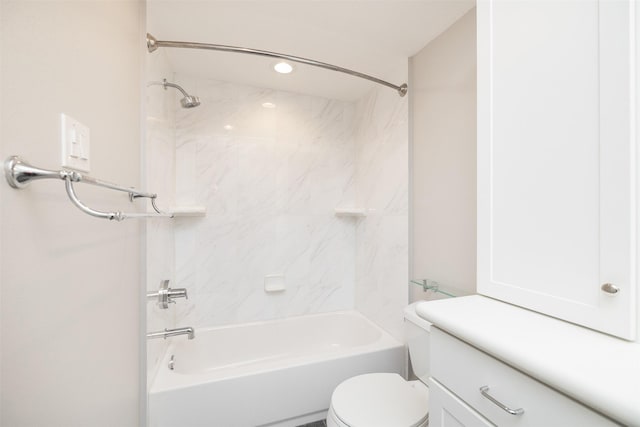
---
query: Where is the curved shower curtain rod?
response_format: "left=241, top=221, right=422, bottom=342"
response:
left=146, top=33, right=408, bottom=97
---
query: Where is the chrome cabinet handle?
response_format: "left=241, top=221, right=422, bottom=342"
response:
left=479, top=386, right=524, bottom=416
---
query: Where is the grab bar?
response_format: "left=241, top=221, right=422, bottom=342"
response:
left=4, top=155, right=173, bottom=221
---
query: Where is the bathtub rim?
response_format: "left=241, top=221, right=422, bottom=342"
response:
left=150, top=309, right=403, bottom=394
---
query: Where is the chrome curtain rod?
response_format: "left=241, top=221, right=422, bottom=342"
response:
left=4, top=156, right=173, bottom=221
left=146, top=33, right=408, bottom=97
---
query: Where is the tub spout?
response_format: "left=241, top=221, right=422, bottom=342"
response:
left=147, top=327, right=195, bottom=340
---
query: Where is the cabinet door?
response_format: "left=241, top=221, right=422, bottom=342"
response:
left=428, top=378, right=494, bottom=427
left=477, top=0, right=637, bottom=339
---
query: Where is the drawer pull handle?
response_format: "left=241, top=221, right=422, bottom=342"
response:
left=479, top=386, right=524, bottom=416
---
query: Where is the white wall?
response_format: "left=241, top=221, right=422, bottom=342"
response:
left=0, top=1, right=3, bottom=419
left=0, top=2, right=143, bottom=426
left=636, top=2, right=640, bottom=342
left=410, top=9, right=477, bottom=300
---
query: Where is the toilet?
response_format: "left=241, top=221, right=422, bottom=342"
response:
left=326, top=302, right=432, bottom=427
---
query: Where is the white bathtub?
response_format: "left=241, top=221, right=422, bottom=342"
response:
left=149, top=310, right=404, bottom=427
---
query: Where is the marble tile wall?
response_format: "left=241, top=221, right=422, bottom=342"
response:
left=145, top=50, right=177, bottom=385
left=353, top=83, right=410, bottom=340
left=173, top=76, right=358, bottom=328
left=146, top=69, right=408, bottom=344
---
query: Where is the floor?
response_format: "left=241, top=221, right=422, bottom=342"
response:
left=298, top=420, right=327, bottom=427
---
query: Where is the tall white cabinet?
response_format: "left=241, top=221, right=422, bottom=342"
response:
left=477, top=0, right=637, bottom=340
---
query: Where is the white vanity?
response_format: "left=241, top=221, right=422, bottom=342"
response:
left=432, top=1, right=640, bottom=424
left=414, top=1, right=640, bottom=424
left=417, top=296, right=640, bottom=426
left=477, top=0, right=637, bottom=341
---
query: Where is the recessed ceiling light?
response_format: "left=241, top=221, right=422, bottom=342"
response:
left=223, top=124, right=234, bottom=131
left=274, top=62, right=293, bottom=74
left=262, top=102, right=276, bottom=109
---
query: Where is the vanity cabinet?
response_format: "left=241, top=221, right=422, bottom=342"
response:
left=477, top=0, right=637, bottom=339
left=428, top=379, right=493, bottom=427
left=429, top=327, right=621, bottom=427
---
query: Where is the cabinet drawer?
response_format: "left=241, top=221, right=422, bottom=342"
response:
left=429, top=377, right=494, bottom=427
left=430, top=328, right=620, bottom=426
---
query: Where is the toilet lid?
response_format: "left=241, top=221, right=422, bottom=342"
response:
left=331, top=373, right=429, bottom=427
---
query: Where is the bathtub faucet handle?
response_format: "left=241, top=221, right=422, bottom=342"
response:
left=146, top=279, right=189, bottom=309
left=167, top=287, right=188, bottom=301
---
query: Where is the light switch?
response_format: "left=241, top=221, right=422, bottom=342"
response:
left=61, top=113, right=90, bottom=172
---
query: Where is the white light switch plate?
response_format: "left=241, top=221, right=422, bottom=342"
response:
left=61, top=113, right=90, bottom=172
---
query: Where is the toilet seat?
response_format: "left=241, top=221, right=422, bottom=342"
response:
left=328, top=373, right=429, bottom=427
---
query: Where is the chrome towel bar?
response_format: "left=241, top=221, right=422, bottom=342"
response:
left=4, top=155, right=173, bottom=221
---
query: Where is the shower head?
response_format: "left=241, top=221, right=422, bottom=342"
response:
left=180, top=95, right=201, bottom=109
left=148, top=79, right=201, bottom=109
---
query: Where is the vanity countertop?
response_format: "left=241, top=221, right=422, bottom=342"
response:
left=416, top=295, right=640, bottom=427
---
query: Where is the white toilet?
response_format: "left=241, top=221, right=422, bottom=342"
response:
left=326, top=302, right=432, bottom=427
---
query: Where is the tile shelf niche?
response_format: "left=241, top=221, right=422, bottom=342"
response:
left=334, top=208, right=366, bottom=217
left=168, top=206, right=207, bottom=217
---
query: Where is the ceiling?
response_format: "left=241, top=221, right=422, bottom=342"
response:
left=147, top=1, right=475, bottom=101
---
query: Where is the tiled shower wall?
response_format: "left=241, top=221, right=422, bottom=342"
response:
left=147, top=72, right=409, bottom=346
left=173, top=77, right=358, bottom=328
left=145, top=50, right=177, bottom=382
left=354, top=84, right=409, bottom=340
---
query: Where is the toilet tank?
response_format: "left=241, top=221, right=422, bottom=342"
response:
left=404, top=302, right=432, bottom=383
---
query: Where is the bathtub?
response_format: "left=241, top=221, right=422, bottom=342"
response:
left=149, top=310, right=404, bottom=427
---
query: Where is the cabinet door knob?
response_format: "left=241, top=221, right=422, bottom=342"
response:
left=601, top=283, right=620, bottom=294
left=479, top=386, right=524, bottom=415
